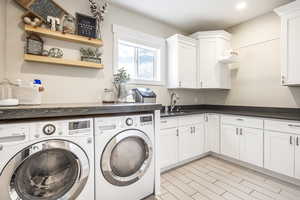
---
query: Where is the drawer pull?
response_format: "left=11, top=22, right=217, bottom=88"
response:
left=290, top=136, right=293, bottom=145
left=236, top=118, right=244, bottom=121
left=288, top=124, right=300, bottom=128
left=161, top=120, right=168, bottom=124
left=236, top=128, right=239, bottom=135
left=297, top=137, right=299, bottom=146
left=240, top=128, right=243, bottom=135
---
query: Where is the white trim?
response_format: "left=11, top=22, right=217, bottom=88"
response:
left=113, top=24, right=166, bottom=86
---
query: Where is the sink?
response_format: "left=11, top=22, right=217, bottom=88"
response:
left=165, top=111, right=187, bottom=116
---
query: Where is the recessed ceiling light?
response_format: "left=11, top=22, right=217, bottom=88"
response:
left=236, top=2, right=247, bottom=10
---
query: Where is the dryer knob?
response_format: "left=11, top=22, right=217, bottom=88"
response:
left=126, top=118, right=134, bottom=126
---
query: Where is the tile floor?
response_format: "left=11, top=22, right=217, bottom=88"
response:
left=153, top=156, right=300, bottom=200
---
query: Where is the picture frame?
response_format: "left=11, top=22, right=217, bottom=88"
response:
left=76, top=13, right=97, bottom=39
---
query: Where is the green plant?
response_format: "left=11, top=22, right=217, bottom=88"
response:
left=113, top=68, right=130, bottom=85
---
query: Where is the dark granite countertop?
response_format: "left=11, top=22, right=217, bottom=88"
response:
left=161, top=105, right=300, bottom=121
left=0, top=103, right=162, bottom=121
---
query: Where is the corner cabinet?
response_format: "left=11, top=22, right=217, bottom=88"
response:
left=275, top=1, right=300, bottom=86
left=191, top=31, right=232, bottom=89
left=167, top=34, right=197, bottom=89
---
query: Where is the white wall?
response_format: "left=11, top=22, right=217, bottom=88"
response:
left=4, top=0, right=204, bottom=105
left=204, top=12, right=300, bottom=108
left=0, top=0, right=5, bottom=82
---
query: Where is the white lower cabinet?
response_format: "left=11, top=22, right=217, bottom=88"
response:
left=221, top=115, right=264, bottom=167
left=264, top=131, right=295, bottom=177
left=205, top=114, right=220, bottom=153
left=295, top=135, right=300, bottom=179
left=221, top=124, right=240, bottom=159
left=179, top=124, right=205, bottom=161
left=240, top=128, right=264, bottom=167
left=160, top=128, right=179, bottom=169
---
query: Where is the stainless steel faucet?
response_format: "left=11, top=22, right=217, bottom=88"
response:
left=170, top=92, right=179, bottom=112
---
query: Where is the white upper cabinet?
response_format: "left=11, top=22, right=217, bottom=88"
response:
left=167, top=34, right=197, bottom=89
left=191, top=31, right=232, bottom=89
left=275, top=1, right=300, bottom=86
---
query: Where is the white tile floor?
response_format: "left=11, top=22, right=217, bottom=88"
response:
left=153, top=156, right=300, bottom=200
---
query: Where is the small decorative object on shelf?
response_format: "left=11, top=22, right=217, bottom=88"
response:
left=14, top=0, right=68, bottom=23
left=89, top=0, right=110, bottom=39
left=47, top=16, right=60, bottom=31
left=62, top=15, right=76, bottom=34
left=76, top=13, right=97, bottom=39
left=80, top=47, right=102, bottom=64
left=26, top=33, right=44, bottom=55
left=42, top=49, right=49, bottom=56
left=23, top=14, right=42, bottom=27
left=113, top=68, right=130, bottom=103
left=48, top=48, right=63, bottom=58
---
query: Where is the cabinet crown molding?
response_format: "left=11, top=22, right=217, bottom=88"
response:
left=190, top=30, right=232, bottom=41
left=274, top=0, right=300, bottom=16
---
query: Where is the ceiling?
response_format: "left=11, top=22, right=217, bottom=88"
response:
left=111, top=0, right=293, bottom=33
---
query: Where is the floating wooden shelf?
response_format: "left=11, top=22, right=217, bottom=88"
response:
left=24, top=25, right=103, bottom=47
left=24, top=54, right=104, bottom=69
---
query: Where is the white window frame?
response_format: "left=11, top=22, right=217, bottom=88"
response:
left=113, top=24, right=166, bottom=86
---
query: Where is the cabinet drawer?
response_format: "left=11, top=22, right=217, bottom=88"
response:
left=221, top=115, right=263, bottom=129
left=160, top=117, right=178, bottom=129
left=265, top=119, right=300, bottom=135
left=179, top=115, right=204, bottom=126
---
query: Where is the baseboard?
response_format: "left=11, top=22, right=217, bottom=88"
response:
left=211, top=153, right=300, bottom=187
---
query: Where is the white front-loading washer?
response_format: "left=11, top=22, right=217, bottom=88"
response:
left=95, top=114, right=155, bottom=200
left=0, top=118, right=94, bottom=200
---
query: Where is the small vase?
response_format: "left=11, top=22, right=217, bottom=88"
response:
left=117, top=83, right=128, bottom=103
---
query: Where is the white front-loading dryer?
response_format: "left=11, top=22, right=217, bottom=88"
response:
left=95, top=114, right=155, bottom=200
left=0, top=118, right=94, bottom=200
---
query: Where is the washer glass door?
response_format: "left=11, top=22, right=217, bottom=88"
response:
left=101, top=130, right=153, bottom=186
left=13, top=149, right=78, bottom=200
left=1, top=140, right=90, bottom=200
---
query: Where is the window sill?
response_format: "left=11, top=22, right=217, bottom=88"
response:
left=127, top=79, right=165, bottom=86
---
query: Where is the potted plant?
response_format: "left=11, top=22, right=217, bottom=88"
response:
left=113, top=68, right=130, bottom=103
left=80, top=47, right=102, bottom=64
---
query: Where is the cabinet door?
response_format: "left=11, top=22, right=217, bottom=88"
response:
left=198, top=39, right=217, bottom=88
left=205, top=114, right=220, bottom=153
left=282, top=14, right=300, bottom=85
left=160, top=128, right=179, bottom=169
left=221, top=124, right=239, bottom=159
left=193, top=124, right=205, bottom=156
left=265, top=131, right=295, bottom=177
left=294, top=136, right=300, bottom=179
left=239, top=128, right=264, bottom=167
left=179, top=126, right=195, bottom=161
left=178, top=42, right=197, bottom=88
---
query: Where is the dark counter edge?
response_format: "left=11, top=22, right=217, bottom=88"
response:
left=0, top=104, right=162, bottom=121
left=1, top=104, right=300, bottom=122
left=161, top=105, right=300, bottom=121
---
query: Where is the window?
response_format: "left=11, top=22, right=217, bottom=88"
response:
left=113, top=25, right=166, bottom=85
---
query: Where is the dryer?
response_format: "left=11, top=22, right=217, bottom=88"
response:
left=0, top=118, right=94, bottom=200
left=95, top=114, right=155, bottom=200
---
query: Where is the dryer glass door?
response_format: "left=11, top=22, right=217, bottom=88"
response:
left=1, top=140, right=90, bottom=200
left=101, top=129, right=153, bottom=186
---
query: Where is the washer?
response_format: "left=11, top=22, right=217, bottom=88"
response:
left=0, top=118, right=94, bottom=200
left=95, top=114, right=155, bottom=200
